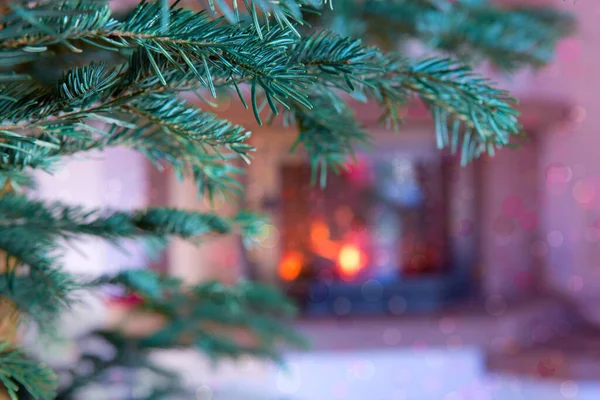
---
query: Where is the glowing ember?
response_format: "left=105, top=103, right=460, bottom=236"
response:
left=310, top=220, right=330, bottom=242
left=279, top=251, right=304, bottom=281
left=310, top=220, right=340, bottom=260
left=338, top=244, right=366, bottom=278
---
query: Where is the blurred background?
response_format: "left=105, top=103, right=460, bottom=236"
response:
left=33, top=0, right=600, bottom=399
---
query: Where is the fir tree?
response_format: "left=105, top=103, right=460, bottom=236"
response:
left=0, top=0, right=574, bottom=399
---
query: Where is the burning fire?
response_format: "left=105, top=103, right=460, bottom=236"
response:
left=279, top=220, right=368, bottom=281
left=279, top=251, right=304, bottom=281
left=310, top=221, right=340, bottom=260
left=338, top=243, right=366, bottom=278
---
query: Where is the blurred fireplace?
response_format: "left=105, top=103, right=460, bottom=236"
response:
left=244, top=128, right=479, bottom=316
left=148, top=100, right=562, bottom=316
left=280, top=156, right=448, bottom=281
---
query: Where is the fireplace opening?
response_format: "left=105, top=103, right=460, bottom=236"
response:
left=242, top=132, right=478, bottom=318
left=271, top=150, right=472, bottom=317
left=280, top=156, right=446, bottom=280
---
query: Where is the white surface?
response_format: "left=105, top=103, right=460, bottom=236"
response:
left=162, top=347, right=600, bottom=400
left=32, top=148, right=149, bottom=341
left=35, top=148, right=149, bottom=277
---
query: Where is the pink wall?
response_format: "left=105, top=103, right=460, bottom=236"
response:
left=478, top=140, right=542, bottom=299
left=532, top=1, right=600, bottom=306
left=470, top=0, right=600, bottom=319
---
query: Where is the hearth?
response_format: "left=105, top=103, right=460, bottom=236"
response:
left=244, top=130, right=478, bottom=317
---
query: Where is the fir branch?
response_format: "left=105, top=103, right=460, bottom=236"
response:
left=0, top=63, right=122, bottom=135
left=0, top=119, right=248, bottom=199
left=125, top=93, right=254, bottom=161
left=198, top=0, right=321, bottom=38
left=0, top=21, right=522, bottom=184
left=92, top=269, right=307, bottom=361
left=0, top=2, right=314, bottom=125
left=0, top=268, right=80, bottom=330
left=1, top=70, right=256, bottom=198
left=0, top=137, right=60, bottom=173
left=0, top=170, right=35, bottom=191
left=0, top=1, right=302, bottom=68
left=0, top=225, right=78, bottom=328
left=289, top=30, right=379, bottom=87
left=356, top=0, right=575, bottom=70
left=287, top=33, right=521, bottom=166
left=292, top=91, right=369, bottom=186
left=0, top=12, right=314, bottom=196
left=57, top=62, right=120, bottom=102
left=0, top=193, right=265, bottom=328
left=361, top=54, right=520, bottom=164
left=0, top=342, right=58, bottom=400
left=291, top=32, right=521, bottom=152
left=0, top=0, right=116, bottom=55
left=0, top=80, right=55, bottom=128
left=0, top=193, right=262, bottom=242
left=89, top=112, right=250, bottom=199
left=274, top=32, right=520, bottom=173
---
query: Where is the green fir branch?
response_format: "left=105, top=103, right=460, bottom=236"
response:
left=125, top=93, right=254, bottom=161
left=0, top=1, right=304, bottom=67
left=91, top=269, right=307, bottom=360
left=0, top=342, right=58, bottom=400
left=292, top=92, right=368, bottom=187
left=273, top=32, right=521, bottom=174
left=0, top=193, right=265, bottom=245
left=314, top=0, right=575, bottom=70
left=360, top=54, right=520, bottom=164
left=0, top=218, right=80, bottom=329
left=0, top=268, right=80, bottom=330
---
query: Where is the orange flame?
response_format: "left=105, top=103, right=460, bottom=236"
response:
left=310, top=220, right=330, bottom=242
left=338, top=244, right=366, bottom=278
left=279, top=251, right=304, bottom=281
left=280, top=221, right=368, bottom=282
left=310, top=221, right=340, bottom=260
